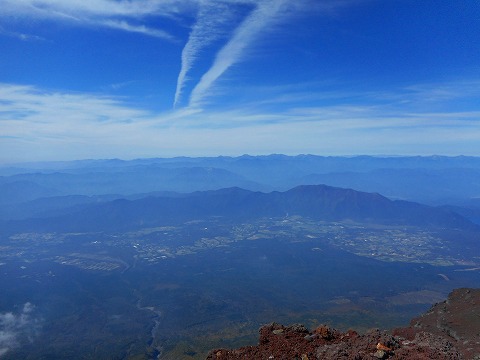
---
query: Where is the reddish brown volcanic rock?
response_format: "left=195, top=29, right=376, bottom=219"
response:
left=394, top=288, right=480, bottom=360
left=207, top=288, right=480, bottom=360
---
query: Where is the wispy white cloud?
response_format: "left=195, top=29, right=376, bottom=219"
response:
left=104, top=80, right=136, bottom=91
left=1, top=0, right=190, bottom=19
left=403, top=80, right=480, bottom=103
left=0, top=0, right=196, bottom=41
left=0, top=0, right=345, bottom=108
left=188, top=0, right=291, bottom=108
left=181, top=0, right=359, bottom=108
left=173, top=0, right=239, bottom=107
left=0, top=25, right=45, bottom=41
left=1, top=80, right=479, bottom=163
left=0, top=84, right=154, bottom=163
left=1, top=0, right=369, bottom=109
left=0, top=303, right=40, bottom=358
left=102, top=20, right=176, bottom=41
left=0, top=83, right=149, bottom=133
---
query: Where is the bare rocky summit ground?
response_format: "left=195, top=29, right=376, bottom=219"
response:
left=207, top=288, right=480, bottom=360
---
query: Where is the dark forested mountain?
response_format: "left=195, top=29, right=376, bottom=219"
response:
left=1, top=185, right=475, bottom=235
left=299, top=168, right=480, bottom=204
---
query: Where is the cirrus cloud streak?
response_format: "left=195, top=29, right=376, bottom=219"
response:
left=1, top=81, right=480, bottom=163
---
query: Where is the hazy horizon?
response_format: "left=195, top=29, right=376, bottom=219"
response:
left=3, top=153, right=480, bottom=168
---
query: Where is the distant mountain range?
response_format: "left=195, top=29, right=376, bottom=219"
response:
left=2, top=155, right=480, bottom=207
left=1, top=185, right=476, bottom=235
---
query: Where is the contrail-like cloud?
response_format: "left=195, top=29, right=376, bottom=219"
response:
left=188, top=0, right=289, bottom=108
left=173, top=0, right=238, bottom=108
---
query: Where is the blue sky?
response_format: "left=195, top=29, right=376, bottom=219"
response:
left=0, top=0, right=479, bottom=163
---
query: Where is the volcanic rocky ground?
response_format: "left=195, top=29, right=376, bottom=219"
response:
left=207, top=288, right=480, bottom=360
